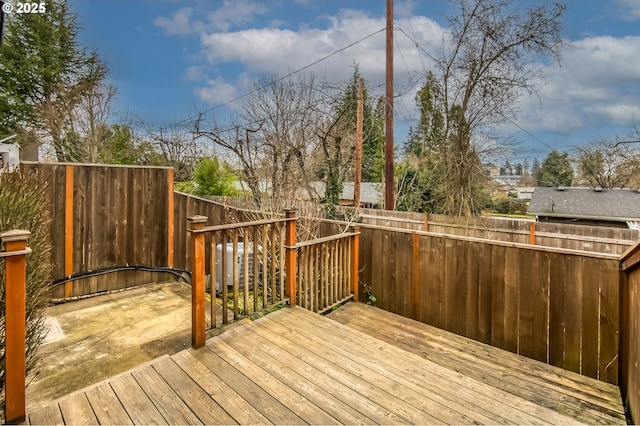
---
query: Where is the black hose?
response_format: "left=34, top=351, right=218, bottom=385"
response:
left=49, top=265, right=191, bottom=288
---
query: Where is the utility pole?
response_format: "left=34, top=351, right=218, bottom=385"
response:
left=354, top=77, right=364, bottom=208
left=385, top=0, right=394, bottom=210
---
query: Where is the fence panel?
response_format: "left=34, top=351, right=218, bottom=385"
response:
left=19, top=162, right=176, bottom=300
left=357, top=223, right=621, bottom=384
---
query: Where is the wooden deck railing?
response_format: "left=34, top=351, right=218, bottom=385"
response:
left=188, top=215, right=291, bottom=348
left=187, top=211, right=359, bottom=348
left=295, top=229, right=359, bottom=313
left=1, top=229, right=31, bottom=424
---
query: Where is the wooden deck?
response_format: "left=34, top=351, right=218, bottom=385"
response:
left=27, top=303, right=626, bottom=425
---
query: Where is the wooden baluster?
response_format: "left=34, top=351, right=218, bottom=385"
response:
left=350, top=226, right=360, bottom=303
left=221, top=231, right=228, bottom=325
left=210, top=232, right=217, bottom=330
left=232, top=229, right=239, bottom=320
left=252, top=227, right=258, bottom=312
left=243, top=227, right=249, bottom=315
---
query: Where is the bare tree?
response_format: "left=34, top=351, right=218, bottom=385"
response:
left=575, top=134, right=640, bottom=189
left=195, top=74, right=333, bottom=205
left=432, top=0, right=566, bottom=216
left=144, top=123, right=202, bottom=181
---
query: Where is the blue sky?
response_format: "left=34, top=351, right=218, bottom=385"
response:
left=70, top=0, right=640, bottom=164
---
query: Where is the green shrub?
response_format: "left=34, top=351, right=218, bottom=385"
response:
left=0, top=168, right=52, bottom=397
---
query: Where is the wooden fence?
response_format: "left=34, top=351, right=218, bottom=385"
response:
left=321, top=220, right=621, bottom=385
left=621, top=241, right=640, bottom=423
left=1, top=230, right=30, bottom=423
left=20, top=162, right=175, bottom=300
left=347, top=207, right=638, bottom=254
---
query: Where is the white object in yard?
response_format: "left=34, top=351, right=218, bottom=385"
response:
left=215, top=242, right=262, bottom=293
left=0, top=142, right=19, bottom=172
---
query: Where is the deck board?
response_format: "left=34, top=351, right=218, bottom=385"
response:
left=28, top=304, right=626, bottom=425
left=329, top=303, right=626, bottom=424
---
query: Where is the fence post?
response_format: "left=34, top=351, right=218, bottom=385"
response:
left=350, top=226, right=360, bottom=302
left=285, top=210, right=297, bottom=307
left=64, top=164, right=74, bottom=298
left=188, top=215, right=207, bottom=349
left=423, top=214, right=429, bottom=232
left=412, top=232, right=421, bottom=320
left=1, top=229, right=30, bottom=424
left=529, top=222, right=536, bottom=245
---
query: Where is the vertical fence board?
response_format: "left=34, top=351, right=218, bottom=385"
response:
left=599, top=263, right=620, bottom=384
left=490, top=245, right=507, bottom=350
left=518, top=248, right=535, bottom=358
left=581, top=257, right=601, bottom=378
left=563, top=257, right=584, bottom=375
left=549, top=252, right=567, bottom=368
left=531, top=251, right=550, bottom=363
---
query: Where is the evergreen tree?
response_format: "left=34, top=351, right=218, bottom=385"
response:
left=538, top=150, right=574, bottom=187
left=0, top=0, right=106, bottom=160
left=193, top=157, right=238, bottom=196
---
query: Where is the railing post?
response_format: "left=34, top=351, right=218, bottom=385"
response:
left=350, top=226, right=360, bottom=302
left=285, top=210, right=297, bottom=307
left=188, top=215, right=207, bottom=349
left=1, top=229, right=30, bottom=424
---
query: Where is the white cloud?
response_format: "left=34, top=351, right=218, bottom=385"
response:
left=196, top=10, right=442, bottom=99
left=515, top=35, right=640, bottom=134
left=154, top=8, right=195, bottom=35
left=194, top=77, right=239, bottom=105
left=154, top=1, right=269, bottom=35
left=615, top=0, right=640, bottom=20
left=206, top=0, right=269, bottom=32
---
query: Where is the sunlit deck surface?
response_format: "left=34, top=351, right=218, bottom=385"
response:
left=28, top=303, right=626, bottom=425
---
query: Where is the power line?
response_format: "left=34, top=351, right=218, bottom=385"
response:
left=156, top=27, right=386, bottom=132
left=498, top=113, right=556, bottom=151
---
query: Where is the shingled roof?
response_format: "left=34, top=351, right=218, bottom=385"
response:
left=527, top=187, right=640, bottom=222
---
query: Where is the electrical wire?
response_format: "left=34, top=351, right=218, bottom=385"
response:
left=155, top=27, right=387, bottom=132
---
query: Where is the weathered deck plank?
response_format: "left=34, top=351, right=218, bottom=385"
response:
left=27, top=304, right=626, bottom=425
left=171, top=351, right=269, bottom=425
left=329, top=302, right=626, bottom=425
left=84, top=383, right=133, bottom=425
left=279, top=307, right=577, bottom=425
left=28, top=403, right=64, bottom=425
left=58, top=393, right=98, bottom=425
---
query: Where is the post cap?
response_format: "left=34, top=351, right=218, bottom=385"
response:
left=187, top=215, right=208, bottom=223
left=0, top=229, right=31, bottom=243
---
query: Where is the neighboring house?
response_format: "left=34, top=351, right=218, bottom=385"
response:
left=493, top=175, right=522, bottom=188
left=339, top=182, right=383, bottom=208
left=512, top=186, right=535, bottom=201
left=527, top=187, right=640, bottom=228
left=0, top=142, right=19, bottom=172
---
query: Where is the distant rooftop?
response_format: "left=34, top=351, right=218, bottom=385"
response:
left=528, top=187, right=640, bottom=222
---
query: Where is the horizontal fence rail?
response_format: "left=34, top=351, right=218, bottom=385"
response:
left=1, top=230, right=31, bottom=424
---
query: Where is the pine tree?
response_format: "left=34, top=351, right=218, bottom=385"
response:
left=0, top=0, right=106, bottom=160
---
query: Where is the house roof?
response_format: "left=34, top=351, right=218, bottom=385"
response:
left=527, top=187, right=640, bottom=222
left=340, top=182, right=382, bottom=205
